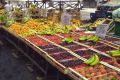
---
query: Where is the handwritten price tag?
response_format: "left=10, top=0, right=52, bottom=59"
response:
left=61, top=13, right=71, bottom=26
left=96, top=24, right=109, bottom=38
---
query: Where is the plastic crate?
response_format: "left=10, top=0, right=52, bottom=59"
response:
left=114, top=20, right=120, bottom=36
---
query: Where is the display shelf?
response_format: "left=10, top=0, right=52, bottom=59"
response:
left=70, top=63, right=120, bottom=80
left=0, top=27, right=91, bottom=80
left=56, top=33, right=111, bottom=58
left=54, top=32, right=120, bottom=72
left=1, top=27, right=120, bottom=80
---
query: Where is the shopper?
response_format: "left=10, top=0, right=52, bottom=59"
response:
left=4, top=1, right=13, bottom=12
left=4, top=1, right=13, bottom=19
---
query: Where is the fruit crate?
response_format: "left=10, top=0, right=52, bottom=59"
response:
left=105, top=36, right=120, bottom=42
left=26, top=35, right=50, bottom=46
left=91, top=18, right=105, bottom=28
left=43, top=46, right=66, bottom=54
left=91, top=18, right=113, bottom=28
left=108, top=58, right=120, bottom=70
left=50, top=51, right=74, bottom=61
left=74, top=49, right=94, bottom=58
left=104, top=36, right=120, bottom=46
left=102, top=19, right=113, bottom=25
left=60, top=43, right=86, bottom=51
left=69, top=64, right=120, bottom=80
left=39, top=44, right=57, bottom=49
left=74, top=49, right=112, bottom=63
left=94, top=45, right=116, bottom=52
left=59, top=58, right=86, bottom=68
left=46, top=54, right=67, bottom=73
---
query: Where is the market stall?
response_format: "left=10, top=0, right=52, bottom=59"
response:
left=0, top=1, right=120, bottom=80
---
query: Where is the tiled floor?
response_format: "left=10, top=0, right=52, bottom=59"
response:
left=0, top=38, right=43, bottom=80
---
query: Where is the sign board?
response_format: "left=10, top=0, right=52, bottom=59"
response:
left=61, top=13, right=71, bottom=26
left=96, top=24, right=109, bottom=38
left=42, top=9, right=47, bottom=17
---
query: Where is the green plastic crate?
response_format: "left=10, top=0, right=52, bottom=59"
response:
left=115, top=20, right=120, bottom=36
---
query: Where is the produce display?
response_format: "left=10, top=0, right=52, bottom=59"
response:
left=4, top=17, right=120, bottom=80
left=74, top=64, right=119, bottom=80
left=90, top=18, right=105, bottom=28
left=26, top=35, right=49, bottom=46
left=13, top=8, right=23, bottom=22
left=109, top=49, right=120, bottom=57
left=8, top=23, right=35, bottom=37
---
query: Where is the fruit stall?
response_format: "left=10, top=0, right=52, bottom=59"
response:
left=0, top=1, right=120, bottom=79
left=0, top=17, right=120, bottom=80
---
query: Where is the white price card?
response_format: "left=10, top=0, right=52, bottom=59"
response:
left=42, top=9, right=47, bottom=17
left=96, top=24, right=109, bottom=38
left=61, top=13, right=71, bottom=26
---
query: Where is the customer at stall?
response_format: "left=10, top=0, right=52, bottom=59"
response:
left=4, top=1, right=13, bottom=12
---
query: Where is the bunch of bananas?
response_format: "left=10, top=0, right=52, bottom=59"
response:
left=79, top=35, right=99, bottom=42
left=109, top=49, right=120, bottom=57
left=84, top=54, right=99, bottom=66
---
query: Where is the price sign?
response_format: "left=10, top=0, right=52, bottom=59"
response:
left=96, top=24, right=109, bottom=38
left=61, top=13, right=71, bottom=26
left=42, top=9, right=47, bottom=17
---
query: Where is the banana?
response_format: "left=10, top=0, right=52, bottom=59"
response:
left=87, top=35, right=99, bottom=42
left=84, top=55, right=95, bottom=64
left=109, top=49, right=120, bottom=57
left=90, top=54, right=99, bottom=66
left=87, top=35, right=95, bottom=41
left=109, top=50, right=120, bottom=54
left=111, top=53, right=120, bottom=57
left=79, top=36, right=87, bottom=41
left=87, top=35, right=93, bottom=40
left=92, top=36, right=99, bottom=42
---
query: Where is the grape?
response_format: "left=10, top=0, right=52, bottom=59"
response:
left=75, top=49, right=94, bottom=58
left=105, top=37, right=120, bottom=42
left=39, top=44, right=56, bottom=49
left=60, top=59, right=83, bottom=67
left=65, top=44, right=84, bottom=51
left=44, top=47, right=65, bottom=54
left=99, top=55, right=112, bottom=63
left=59, top=42, right=76, bottom=46
left=51, top=52, right=74, bottom=61
left=95, top=45, right=115, bottom=52
left=87, top=42, right=103, bottom=46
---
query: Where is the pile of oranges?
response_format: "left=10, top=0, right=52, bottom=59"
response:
left=8, top=23, right=35, bottom=37
left=25, top=19, right=42, bottom=29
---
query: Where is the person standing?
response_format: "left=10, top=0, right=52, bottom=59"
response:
left=4, top=1, right=13, bottom=19
left=4, top=1, right=13, bottom=12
